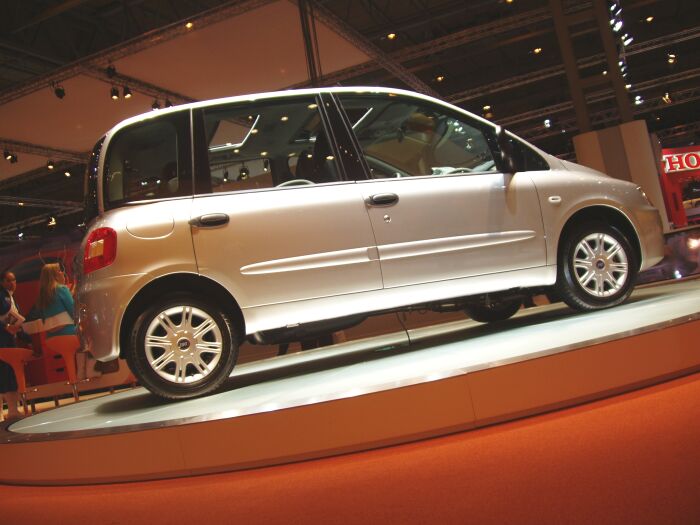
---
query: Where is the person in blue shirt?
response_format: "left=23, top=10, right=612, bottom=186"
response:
left=35, top=263, right=77, bottom=338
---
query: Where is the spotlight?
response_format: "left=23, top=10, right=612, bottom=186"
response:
left=533, top=47, right=542, bottom=54
left=3, top=150, right=10, bottom=160
left=387, top=33, right=397, bottom=40
left=185, top=21, right=194, bottom=29
left=47, top=216, right=57, bottom=227
left=435, top=75, right=445, bottom=82
left=54, top=85, right=65, bottom=99
left=47, top=160, right=55, bottom=170
left=106, top=65, right=116, bottom=78
left=645, top=15, right=654, bottom=23
left=9, top=154, right=17, bottom=163
left=17, top=231, right=24, bottom=240
left=110, top=86, right=120, bottom=100
left=544, top=118, right=551, bottom=129
left=239, top=166, right=250, bottom=180
left=164, top=99, right=173, bottom=108
left=662, top=92, right=672, bottom=104
left=123, top=86, right=132, bottom=99
left=151, top=99, right=161, bottom=110
left=64, top=170, right=71, bottom=177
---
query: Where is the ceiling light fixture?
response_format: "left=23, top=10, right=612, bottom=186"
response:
left=662, top=92, right=672, bottom=104
left=533, top=47, right=542, bottom=54
left=435, top=75, right=445, bottom=82
left=3, top=150, right=10, bottom=160
left=53, top=85, right=65, bottom=99
left=152, top=99, right=161, bottom=110
left=9, top=154, right=18, bottom=163
left=47, top=160, right=55, bottom=170
left=185, top=22, right=194, bottom=29
left=667, top=53, right=676, bottom=64
left=645, top=16, right=654, bottom=23
left=387, top=33, right=396, bottom=40
left=110, top=86, right=120, bottom=100
left=164, top=99, right=173, bottom=108
left=123, top=86, right=132, bottom=99
left=64, top=170, right=71, bottom=177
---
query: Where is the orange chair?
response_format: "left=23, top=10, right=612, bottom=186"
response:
left=0, top=347, right=37, bottom=415
left=43, top=335, right=81, bottom=401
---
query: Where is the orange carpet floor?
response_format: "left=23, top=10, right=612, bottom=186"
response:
left=2, top=371, right=700, bottom=525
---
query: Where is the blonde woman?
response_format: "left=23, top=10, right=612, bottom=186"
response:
left=36, top=263, right=77, bottom=338
left=36, top=264, right=100, bottom=378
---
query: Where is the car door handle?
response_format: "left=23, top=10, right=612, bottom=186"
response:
left=366, top=193, right=399, bottom=206
left=189, top=213, right=230, bottom=228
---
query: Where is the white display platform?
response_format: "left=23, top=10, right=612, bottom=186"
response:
left=1, top=279, right=699, bottom=485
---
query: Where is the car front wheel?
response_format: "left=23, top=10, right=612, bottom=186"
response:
left=556, top=222, right=638, bottom=311
left=127, top=293, right=238, bottom=400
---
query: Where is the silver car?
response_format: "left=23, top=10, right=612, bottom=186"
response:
left=76, top=87, right=664, bottom=399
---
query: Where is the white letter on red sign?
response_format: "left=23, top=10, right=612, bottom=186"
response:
left=685, top=153, right=700, bottom=170
left=665, top=155, right=684, bottom=172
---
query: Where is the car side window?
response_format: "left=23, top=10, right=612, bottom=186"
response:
left=198, top=97, right=342, bottom=194
left=338, top=94, right=497, bottom=179
left=510, top=138, right=551, bottom=172
left=103, top=112, right=191, bottom=209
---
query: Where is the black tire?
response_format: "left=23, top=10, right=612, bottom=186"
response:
left=556, top=221, right=638, bottom=311
left=127, top=293, right=238, bottom=400
left=466, top=298, right=522, bottom=323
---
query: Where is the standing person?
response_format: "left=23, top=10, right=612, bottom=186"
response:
left=0, top=270, right=22, bottom=421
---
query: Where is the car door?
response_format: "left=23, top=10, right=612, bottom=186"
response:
left=189, top=95, right=382, bottom=310
left=334, top=92, right=546, bottom=289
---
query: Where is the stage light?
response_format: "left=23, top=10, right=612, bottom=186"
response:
left=387, top=33, right=396, bottom=40
left=17, top=231, right=24, bottom=240
left=435, top=75, right=445, bottom=82
left=151, top=99, right=161, bottom=110
left=64, top=170, right=71, bottom=177
left=185, top=22, right=194, bottom=29
left=634, top=95, right=643, bottom=105
left=662, top=92, right=672, bottom=104
left=239, top=166, right=250, bottom=180
left=3, top=150, right=10, bottom=160
left=54, top=85, right=66, bottom=99
left=544, top=118, right=551, bottom=128
left=47, top=216, right=57, bottom=227
left=645, top=16, right=654, bottom=23
left=123, top=86, right=132, bottom=99
left=533, top=47, right=542, bottom=54
left=9, top=154, right=17, bottom=163
left=47, top=160, right=55, bottom=169
left=165, top=99, right=173, bottom=108
left=110, top=86, right=120, bottom=100
left=667, top=53, right=676, bottom=64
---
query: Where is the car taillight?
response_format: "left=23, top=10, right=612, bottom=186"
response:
left=83, top=227, right=117, bottom=274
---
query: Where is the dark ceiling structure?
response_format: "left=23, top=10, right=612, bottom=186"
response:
left=0, top=0, right=699, bottom=248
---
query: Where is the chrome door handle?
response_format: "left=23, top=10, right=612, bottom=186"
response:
left=189, top=213, right=229, bottom=228
left=366, top=193, right=399, bottom=206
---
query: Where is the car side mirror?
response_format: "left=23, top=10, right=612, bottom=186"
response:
left=496, top=126, right=517, bottom=176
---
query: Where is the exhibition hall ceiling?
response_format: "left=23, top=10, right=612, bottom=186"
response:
left=0, top=0, right=698, bottom=244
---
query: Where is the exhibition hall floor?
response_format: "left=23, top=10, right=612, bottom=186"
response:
left=1, top=278, right=699, bottom=485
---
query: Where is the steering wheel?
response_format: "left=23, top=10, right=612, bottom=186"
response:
left=277, top=178, right=314, bottom=188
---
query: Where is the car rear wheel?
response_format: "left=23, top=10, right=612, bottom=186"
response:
left=556, top=222, right=638, bottom=311
left=127, top=293, right=238, bottom=400
left=466, top=298, right=522, bottom=323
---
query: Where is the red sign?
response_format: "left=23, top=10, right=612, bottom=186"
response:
left=662, top=149, right=700, bottom=174
left=660, top=145, right=700, bottom=228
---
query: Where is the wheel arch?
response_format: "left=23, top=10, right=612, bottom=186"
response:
left=118, top=273, right=245, bottom=359
left=557, top=205, right=642, bottom=270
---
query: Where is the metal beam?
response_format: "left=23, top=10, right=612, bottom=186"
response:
left=0, top=208, right=82, bottom=236
left=0, top=138, right=86, bottom=163
left=303, top=0, right=438, bottom=96
left=0, top=196, right=83, bottom=211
